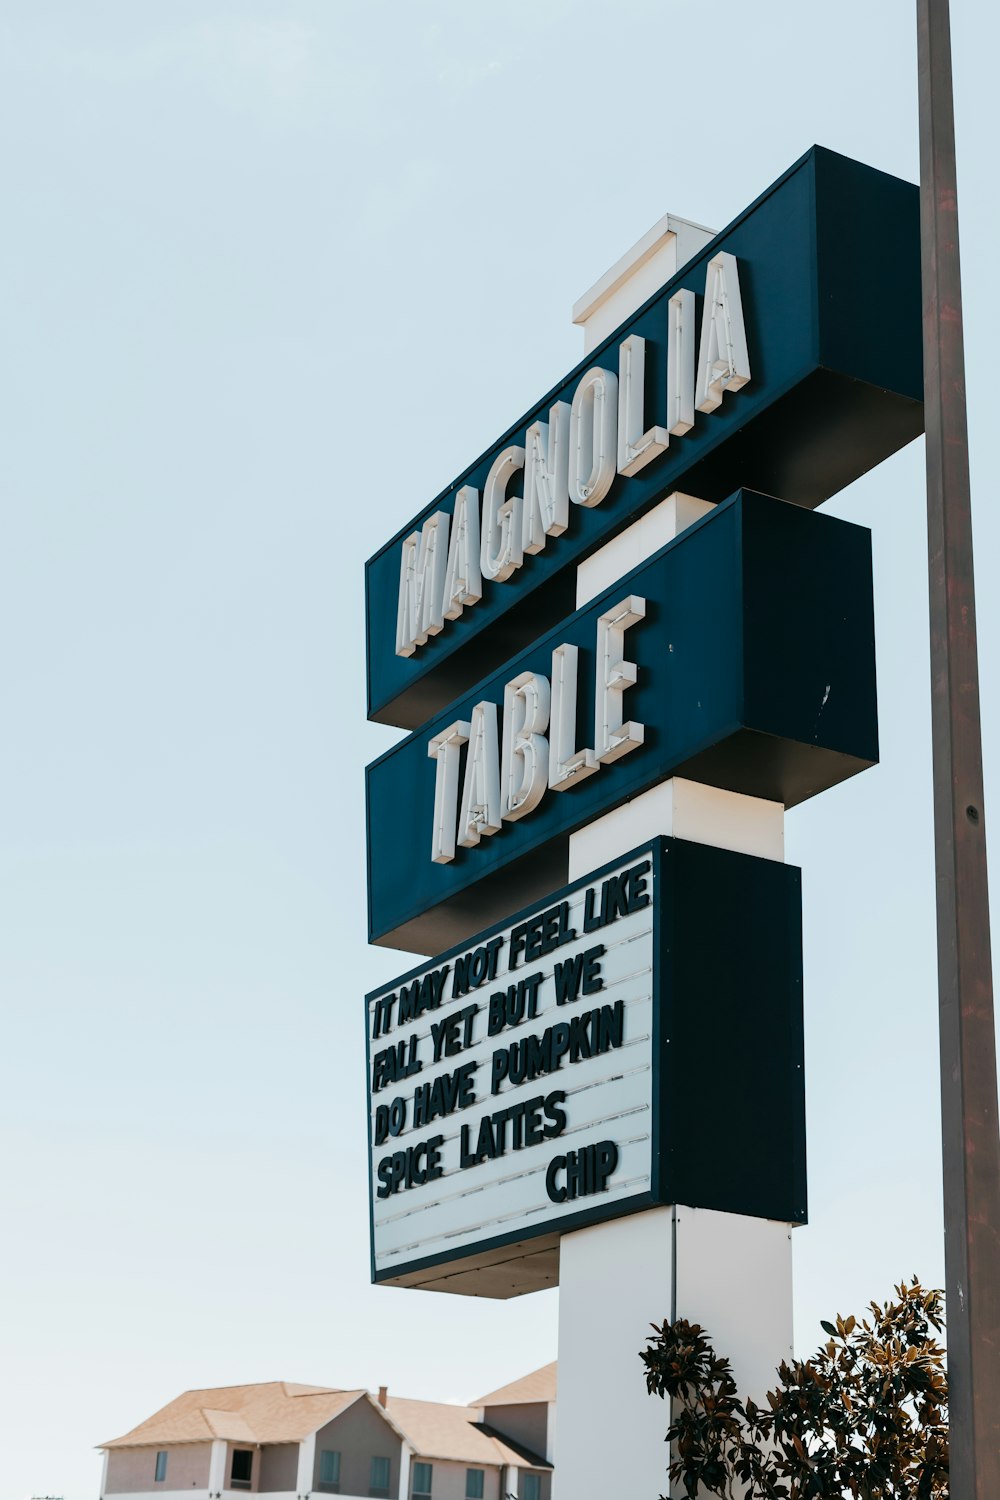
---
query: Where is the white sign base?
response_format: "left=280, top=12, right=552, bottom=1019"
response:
left=556, top=1205, right=793, bottom=1499
left=553, top=781, right=795, bottom=1499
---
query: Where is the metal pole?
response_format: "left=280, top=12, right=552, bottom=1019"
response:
left=915, top=1, right=1000, bottom=1492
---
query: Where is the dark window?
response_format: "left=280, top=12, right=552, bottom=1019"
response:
left=465, top=1470, right=484, bottom=1499
left=154, top=1452, right=168, bottom=1483
left=319, top=1449, right=341, bottom=1492
left=522, top=1475, right=541, bottom=1500
left=231, top=1449, right=253, bottom=1489
left=370, top=1454, right=391, bottom=1496
left=412, top=1461, right=433, bottom=1497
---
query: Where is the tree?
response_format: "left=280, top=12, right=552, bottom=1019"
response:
left=640, top=1278, right=949, bottom=1499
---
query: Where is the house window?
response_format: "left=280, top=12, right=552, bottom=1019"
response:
left=522, top=1475, right=541, bottom=1500
left=319, top=1449, right=341, bottom=1492
left=154, top=1452, right=168, bottom=1483
left=412, top=1461, right=433, bottom=1497
left=465, top=1469, right=484, bottom=1499
left=231, top=1449, right=253, bottom=1489
left=370, top=1454, right=391, bottom=1496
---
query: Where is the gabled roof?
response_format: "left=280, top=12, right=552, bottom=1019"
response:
left=385, top=1396, right=549, bottom=1471
left=471, top=1361, right=557, bottom=1408
left=101, top=1382, right=365, bottom=1449
left=100, top=1371, right=556, bottom=1466
left=200, top=1410, right=257, bottom=1443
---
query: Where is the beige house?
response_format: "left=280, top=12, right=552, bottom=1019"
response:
left=98, top=1366, right=555, bottom=1500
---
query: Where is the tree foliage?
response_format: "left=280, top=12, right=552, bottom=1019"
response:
left=640, top=1278, right=949, bottom=1499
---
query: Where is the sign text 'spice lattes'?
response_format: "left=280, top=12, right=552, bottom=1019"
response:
left=367, top=839, right=805, bottom=1298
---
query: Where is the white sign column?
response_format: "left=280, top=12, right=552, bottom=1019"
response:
left=552, top=499, right=795, bottom=1500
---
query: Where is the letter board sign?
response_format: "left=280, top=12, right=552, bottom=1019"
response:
left=367, top=837, right=805, bottom=1297
left=367, top=146, right=921, bottom=729
left=367, top=490, right=876, bottom=953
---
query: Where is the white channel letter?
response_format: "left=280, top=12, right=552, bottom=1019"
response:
left=695, top=252, right=751, bottom=414
left=522, top=401, right=570, bottom=555
left=442, top=485, right=482, bottom=621
left=549, top=642, right=599, bottom=791
left=501, top=671, right=550, bottom=822
left=480, top=446, right=525, bottom=582
left=457, top=701, right=502, bottom=848
left=395, top=511, right=451, bottom=658
left=617, top=335, right=669, bottom=477
left=568, top=366, right=619, bottom=508
left=595, top=595, right=646, bottom=764
left=667, top=288, right=696, bottom=436
left=427, top=720, right=471, bottom=864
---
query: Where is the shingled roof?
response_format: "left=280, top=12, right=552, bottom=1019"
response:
left=386, top=1396, right=549, bottom=1470
left=101, top=1373, right=555, bottom=1467
left=101, top=1382, right=366, bottom=1448
left=471, top=1362, right=557, bottom=1408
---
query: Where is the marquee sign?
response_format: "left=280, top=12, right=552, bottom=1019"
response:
left=367, top=838, right=805, bottom=1297
left=367, top=489, right=877, bottom=953
left=362, top=144, right=914, bottom=1302
left=366, top=146, right=922, bottom=729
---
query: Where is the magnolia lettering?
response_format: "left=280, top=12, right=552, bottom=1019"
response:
left=426, top=595, right=646, bottom=862
left=396, top=252, right=750, bottom=658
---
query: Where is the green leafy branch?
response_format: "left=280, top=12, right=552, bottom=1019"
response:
left=640, top=1278, right=949, bottom=1499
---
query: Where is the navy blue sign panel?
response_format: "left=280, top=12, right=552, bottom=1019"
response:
left=366, top=838, right=806, bottom=1297
left=367, top=490, right=877, bottom=953
left=368, top=146, right=921, bottom=728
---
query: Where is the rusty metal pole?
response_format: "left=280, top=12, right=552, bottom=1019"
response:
left=915, top=1, right=1000, bottom=1491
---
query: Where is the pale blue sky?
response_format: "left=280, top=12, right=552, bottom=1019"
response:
left=1, top=3, right=998, bottom=1497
